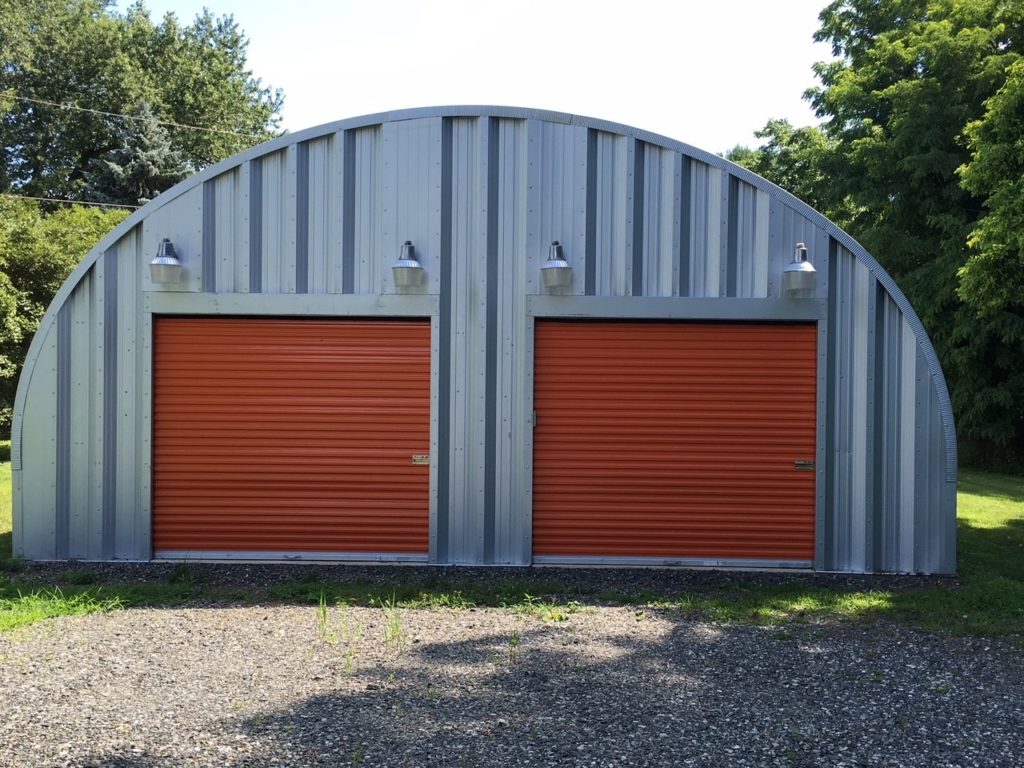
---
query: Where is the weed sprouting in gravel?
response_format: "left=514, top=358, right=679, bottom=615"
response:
left=378, top=593, right=405, bottom=649
left=314, top=593, right=364, bottom=670
left=508, top=631, right=522, bottom=663
left=515, top=593, right=582, bottom=622
left=316, top=591, right=336, bottom=645
left=340, top=604, right=363, bottom=673
left=349, top=743, right=365, bottom=766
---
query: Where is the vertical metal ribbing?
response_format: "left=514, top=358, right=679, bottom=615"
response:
left=865, top=277, right=880, bottom=571
left=435, top=118, right=454, bottom=563
left=871, top=281, right=887, bottom=570
left=679, top=156, right=692, bottom=297
left=295, top=141, right=310, bottom=294
left=913, top=346, right=931, bottom=573
left=54, top=305, right=71, bottom=560
left=483, top=117, right=500, bottom=563
left=341, top=130, right=356, bottom=295
left=101, top=255, right=118, bottom=560
left=822, top=236, right=839, bottom=569
left=631, top=140, right=645, bottom=297
left=248, top=159, right=263, bottom=294
left=725, top=175, right=739, bottom=297
left=202, top=181, right=216, bottom=293
left=585, top=129, right=598, bottom=296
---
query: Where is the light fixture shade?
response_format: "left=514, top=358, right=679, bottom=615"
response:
left=783, top=242, right=816, bottom=296
left=392, top=240, right=425, bottom=289
left=149, top=238, right=184, bottom=285
left=541, top=240, right=573, bottom=290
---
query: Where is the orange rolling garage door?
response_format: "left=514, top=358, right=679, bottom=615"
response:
left=533, top=321, right=817, bottom=562
left=153, top=318, right=431, bottom=556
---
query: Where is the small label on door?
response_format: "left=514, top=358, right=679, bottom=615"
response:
left=411, top=454, right=430, bottom=465
left=794, top=460, right=816, bottom=471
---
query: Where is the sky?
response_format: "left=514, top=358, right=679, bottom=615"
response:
left=116, top=0, right=835, bottom=153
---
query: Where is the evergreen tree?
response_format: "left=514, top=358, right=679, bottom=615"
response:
left=84, top=102, right=189, bottom=206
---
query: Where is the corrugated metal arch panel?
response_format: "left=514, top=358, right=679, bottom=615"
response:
left=380, top=118, right=445, bottom=297
left=826, top=250, right=872, bottom=571
left=823, top=243, right=957, bottom=573
left=12, top=106, right=957, bottom=572
left=210, top=167, right=247, bottom=294
left=351, top=124, right=383, bottom=295
left=306, top=133, right=341, bottom=295
left=640, top=143, right=681, bottom=298
left=258, top=148, right=298, bottom=295
left=527, top=120, right=588, bottom=297
left=13, top=309, right=60, bottom=558
left=733, top=180, right=770, bottom=299
left=492, top=118, right=533, bottom=565
left=591, top=130, right=631, bottom=297
left=444, top=116, right=488, bottom=562
left=13, top=222, right=153, bottom=561
left=686, top=160, right=724, bottom=298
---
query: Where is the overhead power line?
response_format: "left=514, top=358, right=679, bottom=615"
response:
left=9, top=94, right=261, bottom=139
left=0, top=192, right=140, bottom=210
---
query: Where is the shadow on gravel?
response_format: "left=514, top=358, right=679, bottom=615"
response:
left=206, top=616, right=1017, bottom=768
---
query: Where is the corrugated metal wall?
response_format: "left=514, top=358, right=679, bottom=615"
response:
left=12, top=107, right=957, bottom=573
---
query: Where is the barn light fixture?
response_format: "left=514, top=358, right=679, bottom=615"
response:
left=392, top=240, right=425, bottom=290
left=783, top=242, right=816, bottom=297
left=149, top=238, right=184, bottom=285
left=541, top=240, right=573, bottom=291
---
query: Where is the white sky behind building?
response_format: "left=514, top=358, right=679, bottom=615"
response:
left=117, top=0, right=835, bottom=153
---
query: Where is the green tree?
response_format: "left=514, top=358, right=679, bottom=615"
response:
left=726, top=119, right=837, bottom=213
left=958, top=58, right=1024, bottom=318
left=0, top=0, right=282, bottom=204
left=955, top=57, right=1024, bottom=450
left=806, top=0, right=1022, bottom=455
left=84, top=101, right=189, bottom=206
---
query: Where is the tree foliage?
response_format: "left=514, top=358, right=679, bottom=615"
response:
left=959, top=58, right=1024, bottom=318
left=0, top=0, right=283, bottom=204
left=734, top=0, right=1024, bottom=457
left=726, top=119, right=837, bottom=213
left=83, top=102, right=189, bottom=206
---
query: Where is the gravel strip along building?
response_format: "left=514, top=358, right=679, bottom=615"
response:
left=12, top=107, right=957, bottom=573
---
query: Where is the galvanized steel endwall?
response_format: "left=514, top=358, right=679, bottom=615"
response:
left=11, top=106, right=957, bottom=573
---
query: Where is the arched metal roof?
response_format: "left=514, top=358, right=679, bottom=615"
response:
left=12, top=106, right=957, bottom=572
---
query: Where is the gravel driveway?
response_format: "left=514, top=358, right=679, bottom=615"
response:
left=1, top=575, right=1022, bottom=768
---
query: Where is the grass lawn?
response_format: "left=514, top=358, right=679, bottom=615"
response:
left=1, top=459, right=1022, bottom=638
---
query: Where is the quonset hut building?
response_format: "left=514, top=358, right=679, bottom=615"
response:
left=12, top=107, right=957, bottom=573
